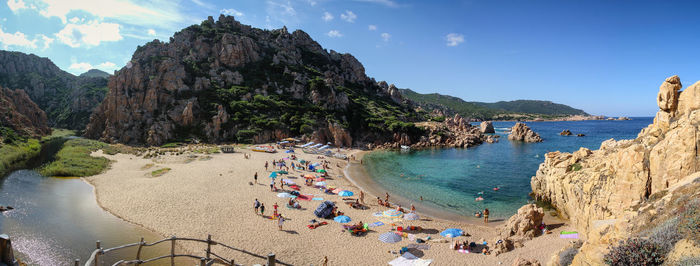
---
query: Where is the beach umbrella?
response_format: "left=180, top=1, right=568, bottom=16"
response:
left=381, top=209, right=403, bottom=222
left=316, top=169, right=326, bottom=173
left=315, top=181, right=327, bottom=187
left=378, top=232, right=402, bottom=243
left=277, top=192, right=293, bottom=198
left=282, top=179, right=295, bottom=185
left=269, top=172, right=278, bottom=178
left=299, top=160, right=307, bottom=164
left=404, top=213, right=419, bottom=221
left=333, top=215, right=352, bottom=223
left=440, top=228, right=463, bottom=238
left=338, top=190, right=354, bottom=197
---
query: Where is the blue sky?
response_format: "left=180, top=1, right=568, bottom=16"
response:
left=1, top=0, right=699, bottom=116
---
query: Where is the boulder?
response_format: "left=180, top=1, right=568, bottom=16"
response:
left=559, top=129, right=572, bottom=136
left=508, top=123, right=542, bottom=142
left=499, top=204, right=545, bottom=241
left=480, top=121, right=495, bottom=133
left=657, top=75, right=681, bottom=113
left=512, top=257, right=542, bottom=266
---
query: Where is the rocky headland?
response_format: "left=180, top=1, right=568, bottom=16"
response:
left=531, top=75, right=700, bottom=265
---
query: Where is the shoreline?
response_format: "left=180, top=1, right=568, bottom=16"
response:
left=342, top=150, right=506, bottom=227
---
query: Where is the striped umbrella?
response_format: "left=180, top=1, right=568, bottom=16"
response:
left=378, top=232, right=402, bottom=243
left=404, top=213, right=419, bottom=221
left=381, top=209, right=403, bottom=222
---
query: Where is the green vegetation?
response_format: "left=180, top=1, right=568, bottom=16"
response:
left=0, top=127, right=41, bottom=176
left=400, top=88, right=588, bottom=120
left=161, top=142, right=184, bottom=148
left=150, top=168, right=171, bottom=177
left=604, top=238, right=666, bottom=266
left=39, top=138, right=111, bottom=177
left=42, top=128, right=75, bottom=141
left=568, top=163, right=583, bottom=172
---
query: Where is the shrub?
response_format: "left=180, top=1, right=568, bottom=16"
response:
left=604, top=238, right=666, bottom=266
left=648, top=217, right=681, bottom=252
left=676, top=256, right=700, bottom=266
left=678, top=199, right=699, bottom=244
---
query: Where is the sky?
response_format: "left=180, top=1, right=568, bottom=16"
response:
left=1, top=0, right=700, bottom=116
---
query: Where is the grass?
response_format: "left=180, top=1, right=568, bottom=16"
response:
left=0, top=138, right=41, bottom=176
left=140, top=163, right=155, bottom=170
left=151, top=168, right=171, bottom=177
left=39, top=138, right=111, bottom=177
left=161, top=142, right=183, bottom=148
left=41, top=128, right=75, bottom=141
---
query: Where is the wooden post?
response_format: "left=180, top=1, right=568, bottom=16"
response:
left=94, top=240, right=101, bottom=266
left=229, top=259, right=235, bottom=266
left=74, top=259, right=80, bottom=266
left=170, top=236, right=176, bottom=266
left=135, top=237, right=144, bottom=265
left=267, top=253, right=275, bottom=266
left=206, top=234, right=212, bottom=259
left=0, top=234, right=17, bottom=266
left=200, top=257, right=206, bottom=266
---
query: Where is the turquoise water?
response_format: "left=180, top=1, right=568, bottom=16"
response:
left=363, top=118, right=654, bottom=220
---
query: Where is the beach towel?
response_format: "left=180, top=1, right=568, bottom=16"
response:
left=457, top=249, right=469, bottom=254
left=388, top=256, right=434, bottom=266
left=298, top=195, right=313, bottom=201
left=560, top=231, right=578, bottom=234
left=312, top=197, right=324, bottom=201
left=560, top=233, right=579, bottom=239
left=369, top=221, right=384, bottom=227
left=407, top=244, right=430, bottom=250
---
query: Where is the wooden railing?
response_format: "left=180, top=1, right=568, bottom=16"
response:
left=77, top=235, right=280, bottom=266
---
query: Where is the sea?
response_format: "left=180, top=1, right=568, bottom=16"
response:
left=362, top=118, right=654, bottom=220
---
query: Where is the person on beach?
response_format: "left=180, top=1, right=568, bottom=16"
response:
left=360, top=191, right=365, bottom=204
left=254, top=199, right=260, bottom=214
left=410, top=204, right=415, bottom=213
left=270, top=180, right=274, bottom=191
left=385, top=192, right=390, bottom=203
left=265, top=161, right=269, bottom=171
left=322, top=256, right=328, bottom=266
left=420, top=196, right=423, bottom=201
left=273, top=202, right=279, bottom=217
left=484, top=208, right=490, bottom=224
left=278, top=215, right=285, bottom=230
left=377, top=197, right=383, bottom=206
left=254, top=172, right=258, bottom=184
left=260, top=203, right=266, bottom=217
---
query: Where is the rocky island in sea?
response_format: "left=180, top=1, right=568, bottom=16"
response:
left=0, top=4, right=697, bottom=266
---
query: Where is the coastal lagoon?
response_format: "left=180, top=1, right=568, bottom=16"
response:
left=362, top=118, right=653, bottom=220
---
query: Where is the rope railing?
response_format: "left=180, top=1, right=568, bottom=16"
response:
left=77, top=235, right=279, bottom=266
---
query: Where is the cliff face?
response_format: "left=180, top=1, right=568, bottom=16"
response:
left=0, top=51, right=109, bottom=130
left=530, top=75, right=700, bottom=264
left=85, top=15, right=420, bottom=146
left=0, top=86, right=50, bottom=136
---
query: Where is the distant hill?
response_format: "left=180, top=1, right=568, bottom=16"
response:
left=399, top=89, right=588, bottom=120
left=79, top=69, right=111, bottom=79
left=0, top=51, right=109, bottom=130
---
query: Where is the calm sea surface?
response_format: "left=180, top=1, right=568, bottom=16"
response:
left=363, top=118, right=654, bottom=219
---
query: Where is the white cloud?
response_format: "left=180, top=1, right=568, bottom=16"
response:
left=327, top=30, right=342, bottom=38
left=267, top=1, right=296, bottom=16
left=7, top=0, right=26, bottom=12
left=69, top=62, right=93, bottom=72
left=307, top=0, right=317, bottom=6
left=0, top=28, right=37, bottom=49
left=220, top=8, right=244, bottom=17
left=55, top=20, right=122, bottom=48
left=40, top=34, right=53, bottom=49
left=147, top=29, right=156, bottom=36
left=29, top=0, right=191, bottom=31
left=340, top=10, right=356, bottom=23
left=445, top=33, right=464, bottom=47
left=68, top=16, right=80, bottom=23
left=322, top=11, right=333, bottom=22
left=191, top=0, right=214, bottom=9
left=96, top=61, right=116, bottom=68
left=381, top=32, right=390, bottom=42
left=353, top=0, right=399, bottom=8
left=368, top=24, right=377, bottom=31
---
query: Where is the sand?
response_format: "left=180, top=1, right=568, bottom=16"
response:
left=85, top=146, right=574, bottom=265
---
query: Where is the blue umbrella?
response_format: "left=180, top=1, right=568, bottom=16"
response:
left=338, top=190, right=354, bottom=197
left=440, top=228, right=463, bottom=238
left=269, top=172, right=278, bottom=178
left=378, top=232, right=402, bottom=243
left=334, top=215, right=351, bottom=223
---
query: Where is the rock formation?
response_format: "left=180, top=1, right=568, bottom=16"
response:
left=559, top=129, right=572, bottom=136
left=493, top=204, right=544, bottom=255
left=85, top=15, right=420, bottom=146
left=508, top=123, right=542, bottom=142
left=408, top=114, right=485, bottom=149
left=0, top=50, right=109, bottom=129
left=511, top=257, right=542, bottom=266
left=0, top=86, right=50, bottom=136
left=531, top=76, right=700, bottom=265
left=480, top=121, right=495, bottom=133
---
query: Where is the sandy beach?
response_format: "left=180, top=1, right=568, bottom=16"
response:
left=85, top=146, right=574, bottom=265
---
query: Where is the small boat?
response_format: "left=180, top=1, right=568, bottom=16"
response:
left=475, top=197, right=484, bottom=201
left=400, top=145, right=410, bottom=152
left=252, top=145, right=276, bottom=153
left=493, top=187, right=500, bottom=191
